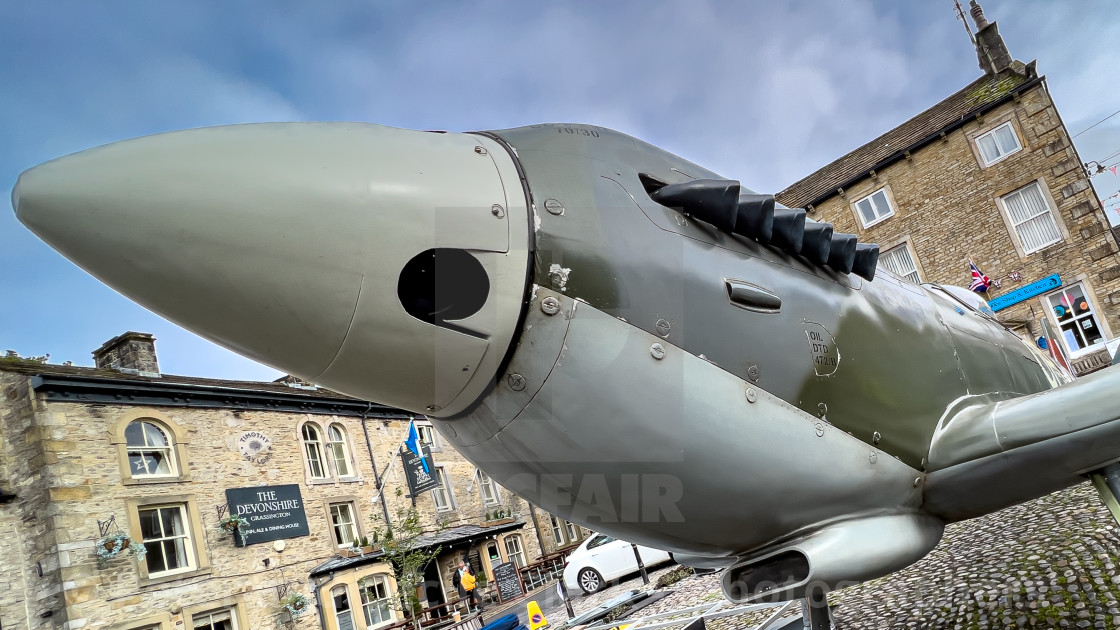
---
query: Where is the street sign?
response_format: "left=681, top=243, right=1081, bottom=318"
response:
left=989, top=274, right=1061, bottom=312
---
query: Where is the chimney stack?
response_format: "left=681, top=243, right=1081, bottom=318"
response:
left=94, top=332, right=161, bottom=377
left=969, top=1, right=1013, bottom=75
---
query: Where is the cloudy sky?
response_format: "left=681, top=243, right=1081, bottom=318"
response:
left=2, top=1, right=1119, bottom=380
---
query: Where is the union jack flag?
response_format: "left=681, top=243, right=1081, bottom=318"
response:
left=969, top=260, right=991, bottom=293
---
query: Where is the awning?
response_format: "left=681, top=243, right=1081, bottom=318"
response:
left=308, top=520, right=524, bottom=578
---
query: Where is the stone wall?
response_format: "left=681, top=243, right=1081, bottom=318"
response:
left=0, top=366, right=556, bottom=629
left=789, top=83, right=1120, bottom=373
left=0, top=371, right=65, bottom=629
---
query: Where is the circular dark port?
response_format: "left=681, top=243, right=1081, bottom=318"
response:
left=398, top=249, right=490, bottom=324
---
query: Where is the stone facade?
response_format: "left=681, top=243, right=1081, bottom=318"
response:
left=777, top=49, right=1119, bottom=376
left=0, top=335, right=580, bottom=630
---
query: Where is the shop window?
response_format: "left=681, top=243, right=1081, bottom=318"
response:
left=138, top=504, right=195, bottom=577
left=361, top=575, right=396, bottom=627
left=879, top=243, right=921, bottom=284
left=1047, top=283, right=1104, bottom=355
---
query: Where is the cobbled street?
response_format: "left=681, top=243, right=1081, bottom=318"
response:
left=547, top=482, right=1120, bottom=629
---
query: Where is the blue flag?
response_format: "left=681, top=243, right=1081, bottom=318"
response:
left=404, top=421, right=429, bottom=473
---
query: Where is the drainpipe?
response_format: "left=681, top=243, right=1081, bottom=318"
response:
left=361, top=404, right=393, bottom=527
left=527, top=503, right=547, bottom=558
left=313, top=572, right=334, bottom=630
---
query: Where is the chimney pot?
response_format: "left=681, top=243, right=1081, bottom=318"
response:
left=969, top=0, right=989, bottom=29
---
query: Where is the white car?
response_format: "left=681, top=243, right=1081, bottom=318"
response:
left=562, top=533, right=673, bottom=594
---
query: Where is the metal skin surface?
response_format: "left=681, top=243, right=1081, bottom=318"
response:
left=14, top=121, right=1120, bottom=602
left=13, top=123, right=530, bottom=416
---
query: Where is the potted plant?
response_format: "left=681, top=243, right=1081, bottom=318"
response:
left=281, top=592, right=312, bottom=618
left=95, top=532, right=147, bottom=568
left=483, top=508, right=515, bottom=526
left=218, top=513, right=250, bottom=537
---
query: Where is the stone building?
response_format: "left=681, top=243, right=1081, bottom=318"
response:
left=776, top=2, right=1120, bottom=376
left=0, top=332, right=585, bottom=630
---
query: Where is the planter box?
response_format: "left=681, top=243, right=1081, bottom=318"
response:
left=340, top=545, right=380, bottom=558
left=480, top=518, right=515, bottom=527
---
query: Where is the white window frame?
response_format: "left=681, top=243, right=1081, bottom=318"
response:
left=504, top=535, right=526, bottom=568
left=125, top=420, right=178, bottom=479
left=327, top=423, right=354, bottom=478
left=879, top=243, right=921, bottom=284
left=478, top=470, right=501, bottom=507
left=190, top=607, right=239, bottom=630
left=998, top=181, right=1063, bottom=255
left=975, top=121, right=1022, bottom=166
left=549, top=515, right=566, bottom=545
left=853, top=187, right=895, bottom=228
left=565, top=521, right=581, bottom=543
left=302, top=423, right=328, bottom=480
left=360, top=575, right=396, bottom=628
left=138, top=504, right=195, bottom=577
left=329, top=502, right=360, bottom=548
left=416, top=423, right=440, bottom=451
left=331, top=585, right=355, bottom=630
left=432, top=466, right=455, bottom=512
left=1045, top=282, right=1106, bottom=357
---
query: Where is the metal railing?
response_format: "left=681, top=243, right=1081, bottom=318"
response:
left=518, top=543, right=581, bottom=591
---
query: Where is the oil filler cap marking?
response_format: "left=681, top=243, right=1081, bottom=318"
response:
left=803, top=322, right=840, bottom=376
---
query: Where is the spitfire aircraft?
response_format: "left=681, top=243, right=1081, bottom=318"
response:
left=12, top=122, right=1120, bottom=605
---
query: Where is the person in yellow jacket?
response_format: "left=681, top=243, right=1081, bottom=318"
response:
left=453, top=559, right=482, bottom=611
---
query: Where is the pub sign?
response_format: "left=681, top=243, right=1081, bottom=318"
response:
left=401, top=443, right=439, bottom=496
left=225, top=484, right=310, bottom=546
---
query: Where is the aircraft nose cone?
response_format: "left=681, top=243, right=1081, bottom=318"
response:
left=14, top=123, right=529, bottom=414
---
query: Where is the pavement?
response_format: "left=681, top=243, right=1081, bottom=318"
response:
left=482, top=481, right=1120, bottom=629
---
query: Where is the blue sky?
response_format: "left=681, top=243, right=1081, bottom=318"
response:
left=3, top=1, right=1119, bottom=380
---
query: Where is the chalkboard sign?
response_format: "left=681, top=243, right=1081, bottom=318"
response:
left=492, top=562, right=525, bottom=603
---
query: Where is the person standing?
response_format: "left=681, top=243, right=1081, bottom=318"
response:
left=453, top=558, right=482, bottom=612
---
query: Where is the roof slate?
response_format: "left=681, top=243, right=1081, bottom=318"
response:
left=0, top=356, right=400, bottom=408
left=308, top=521, right=525, bottom=577
left=776, top=64, right=1037, bottom=209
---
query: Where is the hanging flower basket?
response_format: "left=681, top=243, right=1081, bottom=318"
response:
left=96, top=532, right=147, bottom=567
left=218, top=513, right=250, bottom=536
left=280, top=592, right=312, bottom=618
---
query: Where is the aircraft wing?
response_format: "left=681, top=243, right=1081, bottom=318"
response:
left=924, top=363, right=1120, bottom=521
